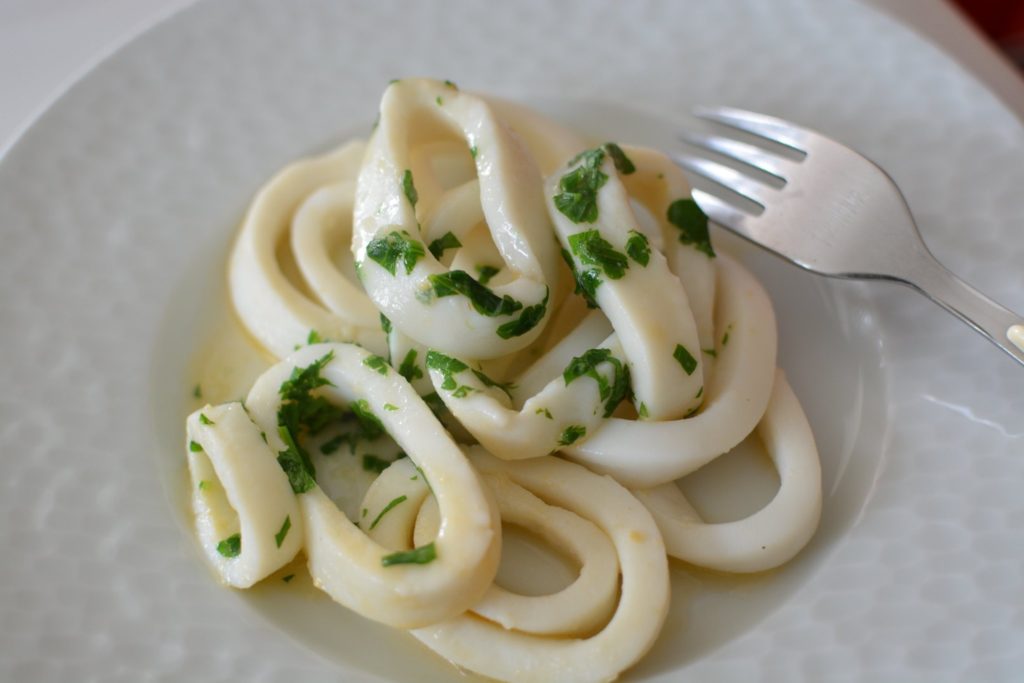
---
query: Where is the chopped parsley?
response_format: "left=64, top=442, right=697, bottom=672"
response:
left=425, top=350, right=469, bottom=391
left=475, top=264, right=499, bottom=284
left=428, top=270, right=523, bottom=317
left=366, top=230, right=426, bottom=275
left=563, top=348, right=631, bottom=417
left=625, top=230, right=651, bottom=266
left=568, top=229, right=629, bottom=280
left=351, top=400, right=385, bottom=440
left=216, top=533, right=241, bottom=558
left=198, top=480, right=211, bottom=491
left=535, top=407, right=553, bottom=419
left=667, top=198, right=715, bottom=258
left=703, top=348, right=717, bottom=358
left=274, top=516, right=291, bottom=548
left=193, top=384, right=202, bottom=399
left=428, top=231, right=462, bottom=260
left=638, top=402, right=649, bottom=419
left=362, top=454, right=393, bottom=474
left=469, top=145, right=478, bottom=159
left=277, top=426, right=316, bottom=493
left=397, top=349, right=423, bottom=383
left=320, top=434, right=346, bottom=455
left=369, top=494, right=408, bottom=530
left=496, top=288, right=549, bottom=339
left=199, top=413, right=214, bottom=426
left=380, top=313, right=392, bottom=335
left=436, top=96, right=443, bottom=106
left=695, top=386, right=704, bottom=399
left=561, top=248, right=600, bottom=308
left=722, top=325, right=732, bottom=347
left=559, top=425, right=586, bottom=446
left=553, top=147, right=608, bottom=223
left=363, top=354, right=390, bottom=375
left=382, top=542, right=437, bottom=567
left=402, top=169, right=418, bottom=208
left=673, top=344, right=698, bottom=376
left=282, top=574, right=295, bottom=583
left=472, top=369, right=514, bottom=399
left=603, top=142, right=636, bottom=175
left=384, top=403, right=399, bottom=411
left=189, top=440, right=203, bottom=453
left=307, top=329, right=326, bottom=345
left=422, top=392, right=447, bottom=418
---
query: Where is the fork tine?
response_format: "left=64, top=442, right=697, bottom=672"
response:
left=694, top=106, right=810, bottom=152
left=674, top=155, right=775, bottom=208
left=690, top=188, right=755, bottom=233
left=679, top=131, right=797, bottom=182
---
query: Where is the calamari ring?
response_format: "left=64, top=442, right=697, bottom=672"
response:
left=353, top=78, right=558, bottom=358
left=633, top=371, right=822, bottom=573
left=412, top=450, right=669, bottom=683
left=242, top=343, right=500, bottom=628
left=185, top=403, right=302, bottom=588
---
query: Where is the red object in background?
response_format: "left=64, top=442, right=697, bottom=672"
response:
left=952, top=0, right=1024, bottom=66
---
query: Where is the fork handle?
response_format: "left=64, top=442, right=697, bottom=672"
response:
left=905, top=255, right=1024, bottom=367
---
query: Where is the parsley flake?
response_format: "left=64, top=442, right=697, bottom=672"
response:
left=603, top=142, right=636, bottom=175
left=535, top=407, right=553, bottom=419
left=554, top=148, right=608, bottom=223
left=216, top=533, right=241, bottom=558
left=380, top=313, right=392, bottom=335
left=363, top=354, right=390, bottom=375
left=563, top=348, right=631, bottom=417
left=475, top=264, right=499, bottom=284
left=282, top=574, right=295, bottom=583
left=429, top=270, right=523, bottom=317
left=561, top=248, right=600, bottom=308
left=638, top=402, right=649, bottom=419
left=307, top=329, right=326, bottom=345
left=443, top=79, right=458, bottom=90
left=425, top=350, right=469, bottom=391
left=469, top=145, right=478, bottom=159
left=402, top=169, right=418, bottom=208
left=471, top=369, right=513, bottom=399
left=199, top=413, right=214, bottom=426
left=351, top=400, right=385, bottom=440
left=370, top=494, right=408, bottom=530
left=625, top=230, right=651, bottom=266
left=193, top=384, right=202, bottom=399
left=277, top=426, right=315, bottom=493
left=274, top=516, right=291, bottom=548
left=569, top=230, right=629, bottom=280
left=673, top=344, right=698, bottom=375
left=397, top=349, right=423, bottom=383
left=428, top=231, right=462, bottom=260
left=320, top=434, right=345, bottom=455
left=362, top=454, right=392, bottom=474
left=189, top=440, right=203, bottom=453
left=366, top=230, right=426, bottom=276
left=198, top=480, right=211, bottom=491
left=384, top=403, right=399, bottom=411
left=382, top=542, right=437, bottom=567
left=496, top=288, right=549, bottom=339
left=667, top=198, right=715, bottom=258
left=559, top=425, right=586, bottom=446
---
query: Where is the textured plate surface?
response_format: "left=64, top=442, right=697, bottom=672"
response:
left=1, top=1, right=1023, bottom=681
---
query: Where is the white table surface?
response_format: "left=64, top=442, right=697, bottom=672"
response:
left=1, top=0, right=1022, bottom=156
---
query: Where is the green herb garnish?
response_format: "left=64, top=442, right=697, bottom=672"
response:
left=351, top=400, right=385, bottom=440
left=428, top=270, right=523, bottom=317
left=370, top=494, right=408, bottom=530
left=198, top=480, right=211, bottom=491
left=216, top=533, right=241, bottom=558
left=568, top=229, right=629, bottom=280
left=189, top=440, right=203, bottom=453
left=425, top=350, right=469, bottom=391
left=472, top=369, right=513, bottom=399
left=193, top=384, right=202, bottom=399
left=638, top=402, right=649, bottom=419
left=362, top=454, right=392, bottom=474
left=703, top=348, right=717, bottom=358
left=282, top=574, right=295, bottom=583
left=625, top=230, right=650, bottom=266
left=277, top=426, right=315, bottom=493
left=381, top=542, right=437, bottom=567
left=380, top=313, right=392, bottom=335
left=199, top=413, right=214, bottom=426
left=274, top=516, right=291, bottom=548
left=603, top=142, right=636, bottom=175
left=535, top=407, right=553, bottom=419
left=667, top=198, right=715, bottom=258
left=402, top=169, right=418, bottom=208
left=363, top=354, right=390, bottom=375
left=673, top=344, right=698, bottom=375
left=496, top=288, right=549, bottom=340
left=559, top=425, right=586, bottom=446
left=397, top=349, right=423, bottom=383
left=561, top=248, right=600, bottom=308
left=307, top=329, right=326, bottom=345
left=320, top=434, right=345, bottom=455
left=554, top=148, right=608, bottom=223
left=563, top=348, right=631, bottom=417
left=366, top=230, right=426, bottom=276
left=475, top=264, right=499, bottom=284
left=428, top=231, right=462, bottom=260
left=384, top=403, right=399, bottom=411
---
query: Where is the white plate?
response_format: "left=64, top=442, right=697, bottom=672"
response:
left=1, top=1, right=1022, bottom=681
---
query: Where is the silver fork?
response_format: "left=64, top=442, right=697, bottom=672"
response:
left=676, top=106, right=1024, bottom=368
